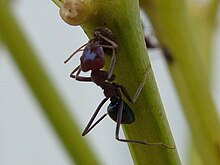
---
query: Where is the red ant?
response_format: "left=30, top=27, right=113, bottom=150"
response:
left=65, top=27, right=174, bottom=148
left=64, top=26, right=117, bottom=80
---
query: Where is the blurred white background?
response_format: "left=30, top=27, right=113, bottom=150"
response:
left=0, top=1, right=219, bottom=165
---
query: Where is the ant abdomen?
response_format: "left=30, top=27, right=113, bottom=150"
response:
left=108, top=97, right=135, bottom=124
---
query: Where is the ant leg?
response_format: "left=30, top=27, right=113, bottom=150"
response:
left=143, top=140, right=176, bottom=149
left=115, top=100, right=146, bottom=145
left=70, top=65, right=80, bottom=78
left=70, top=66, right=93, bottom=82
left=115, top=100, right=176, bottom=149
left=131, top=64, right=152, bottom=103
left=71, top=75, right=92, bottom=82
left=98, top=33, right=118, bottom=49
left=97, top=33, right=118, bottom=79
left=107, top=48, right=116, bottom=80
left=117, top=65, right=152, bottom=103
left=82, top=97, right=109, bottom=136
left=83, top=113, right=108, bottom=135
left=64, top=42, right=88, bottom=63
left=118, top=85, right=133, bottom=103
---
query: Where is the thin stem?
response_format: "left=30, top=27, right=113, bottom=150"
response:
left=80, top=0, right=180, bottom=164
left=185, top=0, right=219, bottom=71
left=140, top=0, right=220, bottom=164
left=0, top=1, right=100, bottom=165
left=51, top=0, right=63, bottom=8
left=207, top=0, right=220, bottom=21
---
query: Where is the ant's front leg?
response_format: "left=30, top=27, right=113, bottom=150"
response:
left=70, top=65, right=80, bottom=78
left=70, top=65, right=92, bottom=82
left=97, top=33, right=118, bottom=79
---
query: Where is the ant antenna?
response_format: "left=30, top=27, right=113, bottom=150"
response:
left=64, top=42, right=88, bottom=63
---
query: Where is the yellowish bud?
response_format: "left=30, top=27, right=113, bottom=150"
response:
left=59, top=0, right=89, bottom=26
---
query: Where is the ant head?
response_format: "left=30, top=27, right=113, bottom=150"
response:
left=93, top=27, right=115, bottom=44
left=80, top=45, right=105, bottom=72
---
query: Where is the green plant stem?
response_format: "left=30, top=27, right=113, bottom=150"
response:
left=0, top=1, right=101, bottom=165
left=51, top=0, right=62, bottom=7
left=140, top=1, right=220, bottom=164
left=76, top=0, right=181, bottom=164
left=186, top=0, right=219, bottom=72
left=207, top=0, right=220, bottom=21
left=188, top=140, right=203, bottom=165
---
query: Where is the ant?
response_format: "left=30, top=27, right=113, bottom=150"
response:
left=65, top=27, right=174, bottom=148
left=64, top=26, right=118, bottom=80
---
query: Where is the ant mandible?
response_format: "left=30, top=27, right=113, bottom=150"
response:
left=64, top=26, right=118, bottom=80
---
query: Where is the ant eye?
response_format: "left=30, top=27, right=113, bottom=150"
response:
left=59, top=0, right=89, bottom=25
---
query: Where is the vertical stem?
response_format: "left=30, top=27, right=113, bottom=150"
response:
left=79, top=0, right=181, bottom=164
left=140, top=0, right=220, bottom=164
left=0, top=1, right=101, bottom=165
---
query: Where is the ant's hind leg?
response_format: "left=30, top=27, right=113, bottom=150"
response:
left=131, top=64, right=152, bottom=103
left=115, top=100, right=146, bottom=145
left=115, top=100, right=175, bottom=148
left=143, top=140, right=176, bottom=149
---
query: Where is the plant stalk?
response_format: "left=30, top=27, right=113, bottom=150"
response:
left=140, top=0, right=220, bottom=164
left=77, top=0, right=181, bottom=164
left=0, top=1, right=101, bottom=164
